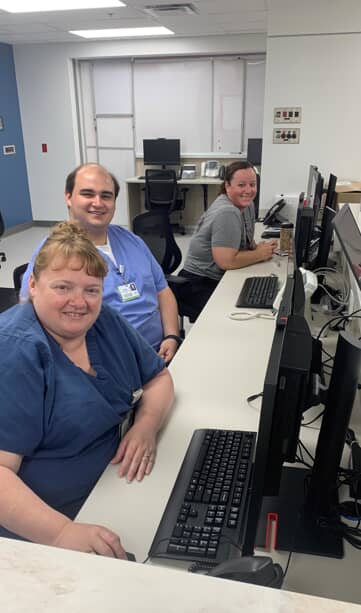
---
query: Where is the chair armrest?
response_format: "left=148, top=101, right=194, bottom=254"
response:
left=166, top=274, right=190, bottom=287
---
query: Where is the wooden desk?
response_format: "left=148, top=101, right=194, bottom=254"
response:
left=126, top=176, right=223, bottom=228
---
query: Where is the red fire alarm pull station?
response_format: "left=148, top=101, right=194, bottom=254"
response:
left=42, top=143, right=48, bottom=153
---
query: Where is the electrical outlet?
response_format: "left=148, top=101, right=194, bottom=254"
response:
left=273, top=128, right=300, bottom=144
left=274, top=107, right=302, bottom=123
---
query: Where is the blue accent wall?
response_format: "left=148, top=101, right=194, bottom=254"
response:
left=0, top=43, right=32, bottom=229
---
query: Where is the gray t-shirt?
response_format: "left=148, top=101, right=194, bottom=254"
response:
left=184, top=193, right=255, bottom=281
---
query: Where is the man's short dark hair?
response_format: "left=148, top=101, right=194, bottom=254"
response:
left=65, top=163, right=120, bottom=199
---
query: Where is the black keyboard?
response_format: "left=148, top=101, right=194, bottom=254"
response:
left=236, top=276, right=279, bottom=309
left=149, top=428, right=256, bottom=564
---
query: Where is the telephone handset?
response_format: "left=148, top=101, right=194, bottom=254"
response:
left=262, top=198, right=287, bottom=227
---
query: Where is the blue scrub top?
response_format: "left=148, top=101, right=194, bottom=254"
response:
left=0, top=301, right=165, bottom=533
left=20, top=225, right=168, bottom=350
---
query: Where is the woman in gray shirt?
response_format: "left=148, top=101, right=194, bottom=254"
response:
left=179, top=160, right=277, bottom=319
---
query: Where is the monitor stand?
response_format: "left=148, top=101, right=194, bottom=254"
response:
left=255, top=465, right=343, bottom=559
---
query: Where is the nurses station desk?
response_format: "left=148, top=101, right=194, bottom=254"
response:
left=1, top=231, right=361, bottom=612
left=126, top=175, right=223, bottom=225
left=76, top=241, right=361, bottom=608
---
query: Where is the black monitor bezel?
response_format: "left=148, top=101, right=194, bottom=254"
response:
left=247, top=138, right=263, bottom=166
left=143, top=138, right=181, bottom=167
left=324, top=173, right=338, bottom=211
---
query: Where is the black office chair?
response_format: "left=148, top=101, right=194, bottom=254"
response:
left=133, top=210, right=182, bottom=275
left=0, top=211, right=7, bottom=266
left=132, top=210, right=197, bottom=336
left=13, top=262, right=29, bottom=298
left=145, top=168, right=187, bottom=235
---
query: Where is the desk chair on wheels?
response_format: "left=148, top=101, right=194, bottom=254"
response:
left=132, top=210, right=197, bottom=337
left=145, top=168, right=187, bottom=235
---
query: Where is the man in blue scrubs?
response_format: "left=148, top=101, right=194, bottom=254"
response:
left=20, top=163, right=182, bottom=363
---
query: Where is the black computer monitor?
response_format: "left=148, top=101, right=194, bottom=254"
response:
left=143, top=138, right=181, bottom=168
left=312, top=172, right=324, bottom=227
left=333, top=203, right=361, bottom=291
left=247, top=138, right=263, bottom=166
left=295, top=167, right=328, bottom=268
left=314, top=205, right=336, bottom=269
left=305, top=164, right=319, bottom=207
left=242, top=265, right=361, bottom=559
left=294, top=195, right=314, bottom=267
left=324, top=173, right=337, bottom=211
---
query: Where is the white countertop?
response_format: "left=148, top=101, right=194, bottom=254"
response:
left=1, top=537, right=360, bottom=613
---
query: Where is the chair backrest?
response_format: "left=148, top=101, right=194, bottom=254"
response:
left=0, top=210, right=5, bottom=238
left=13, top=262, right=29, bottom=294
left=132, top=210, right=182, bottom=275
left=145, top=168, right=178, bottom=214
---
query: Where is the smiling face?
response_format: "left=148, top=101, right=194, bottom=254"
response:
left=29, top=255, right=103, bottom=345
left=65, top=166, right=116, bottom=243
left=225, top=167, right=257, bottom=210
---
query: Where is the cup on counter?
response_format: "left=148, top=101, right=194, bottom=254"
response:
left=279, top=222, right=294, bottom=255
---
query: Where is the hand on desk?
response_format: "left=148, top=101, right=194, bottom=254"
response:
left=111, top=421, right=156, bottom=483
left=255, top=240, right=278, bottom=261
left=158, top=337, right=178, bottom=364
left=53, top=521, right=127, bottom=559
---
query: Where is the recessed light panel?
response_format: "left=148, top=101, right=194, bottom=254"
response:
left=0, top=1, right=125, bottom=12
left=70, top=27, right=174, bottom=38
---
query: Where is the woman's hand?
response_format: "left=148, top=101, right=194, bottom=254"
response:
left=52, top=521, right=127, bottom=558
left=255, top=240, right=278, bottom=261
left=111, top=421, right=157, bottom=482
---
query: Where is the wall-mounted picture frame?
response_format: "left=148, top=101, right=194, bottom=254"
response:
left=0, top=116, right=4, bottom=130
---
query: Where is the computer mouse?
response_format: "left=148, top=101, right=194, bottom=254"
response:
left=125, top=551, right=136, bottom=562
left=208, top=555, right=283, bottom=588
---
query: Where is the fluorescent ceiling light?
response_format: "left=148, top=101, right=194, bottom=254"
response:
left=70, top=27, right=174, bottom=39
left=0, top=1, right=125, bottom=12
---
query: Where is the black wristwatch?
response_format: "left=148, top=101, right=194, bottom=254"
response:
left=163, top=334, right=183, bottom=347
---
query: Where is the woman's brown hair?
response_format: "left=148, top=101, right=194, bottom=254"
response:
left=33, top=221, right=108, bottom=280
left=219, top=160, right=256, bottom=195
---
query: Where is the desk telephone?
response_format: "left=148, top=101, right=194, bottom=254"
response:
left=201, top=160, right=225, bottom=179
left=261, top=198, right=287, bottom=227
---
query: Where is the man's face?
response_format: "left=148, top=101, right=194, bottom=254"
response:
left=225, top=168, right=257, bottom=210
left=65, top=167, right=116, bottom=235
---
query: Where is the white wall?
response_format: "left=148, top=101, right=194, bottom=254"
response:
left=13, top=34, right=266, bottom=221
left=261, top=0, right=361, bottom=212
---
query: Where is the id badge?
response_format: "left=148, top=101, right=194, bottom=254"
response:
left=117, top=282, right=140, bottom=302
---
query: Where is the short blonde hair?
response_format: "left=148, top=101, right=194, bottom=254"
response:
left=33, top=221, right=108, bottom=280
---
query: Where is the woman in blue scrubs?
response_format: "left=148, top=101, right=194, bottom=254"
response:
left=0, top=221, right=174, bottom=558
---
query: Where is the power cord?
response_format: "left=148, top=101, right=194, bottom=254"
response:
left=311, top=267, right=350, bottom=314
left=316, top=308, right=361, bottom=340
left=246, top=392, right=263, bottom=409
left=229, top=311, right=275, bottom=321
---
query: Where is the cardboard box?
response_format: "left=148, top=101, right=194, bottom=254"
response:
left=335, top=181, right=361, bottom=205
